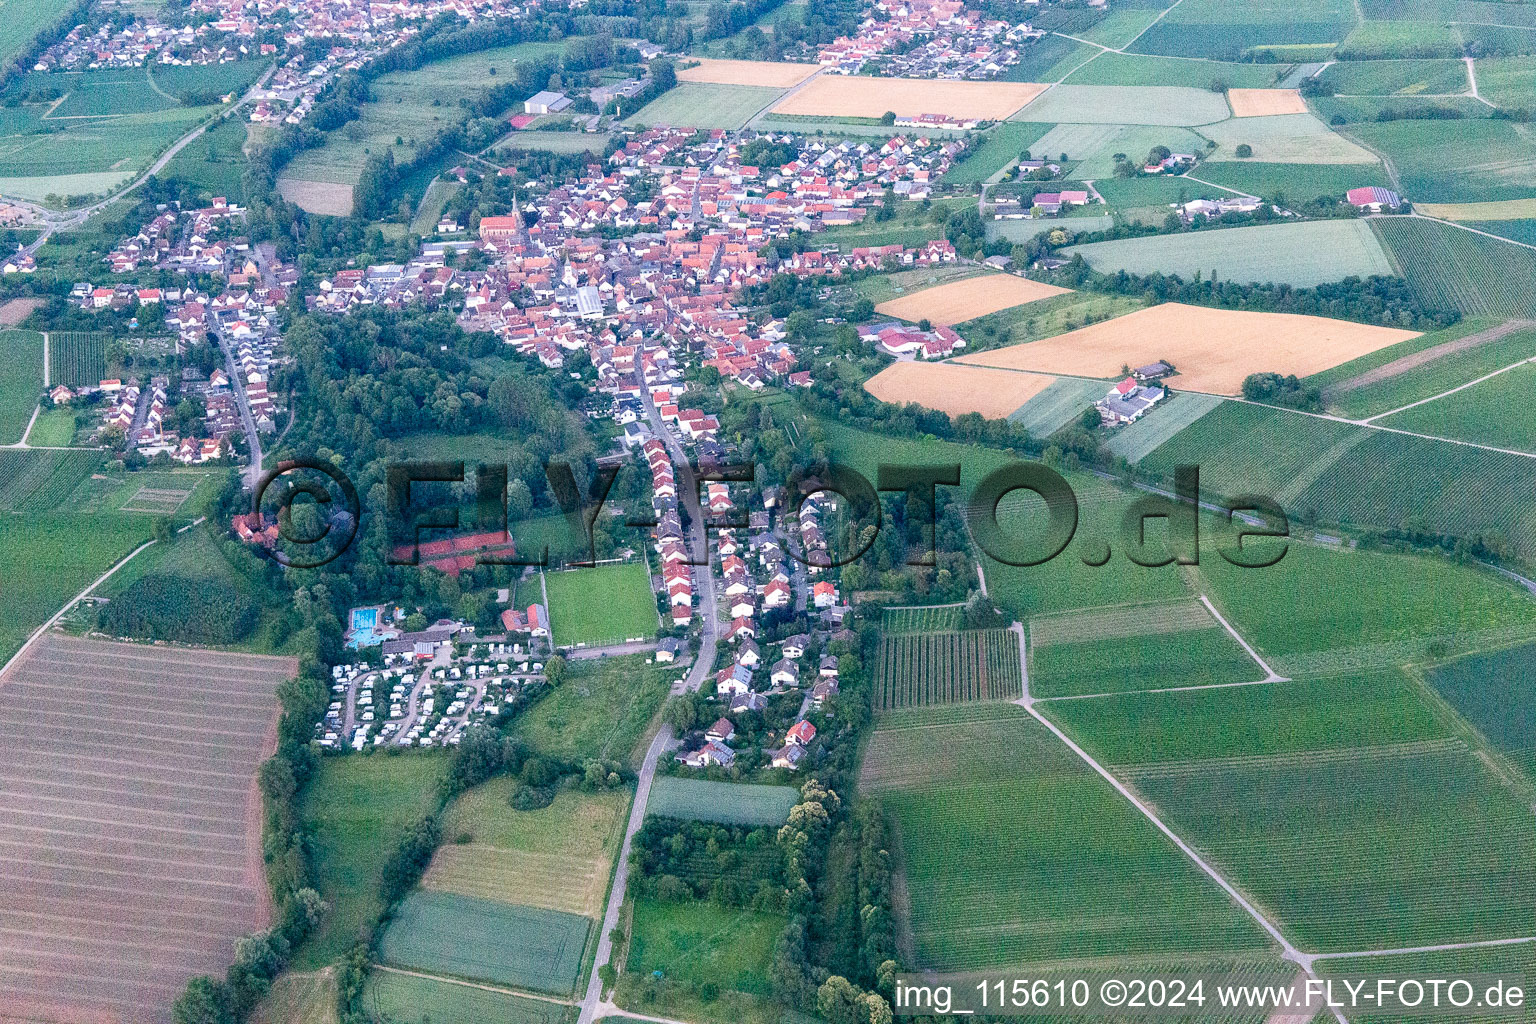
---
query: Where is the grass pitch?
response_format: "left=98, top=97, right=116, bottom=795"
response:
left=544, top=561, right=657, bottom=648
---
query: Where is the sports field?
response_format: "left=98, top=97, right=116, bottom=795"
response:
left=1226, top=88, right=1308, bottom=116
left=0, top=635, right=291, bottom=1024
left=363, top=970, right=575, bottom=1024
left=627, top=82, right=782, bottom=128
left=1028, top=597, right=1262, bottom=697
left=1010, top=84, right=1232, bottom=126
left=647, top=777, right=800, bottom=825
left=426, top=781, right=628, bottom=917
left=771, top=77, right=1045, bottom=120
left=955, top=303, right=1420, bottom=396
left=861, top=703, right=1271, bottom=969
left=544, top=561, right=657, bottom=647
left=1064, top=219, right=1394, bottom=288
left=379, top=891, right=591, bottom=995
left=874, top=273, right=1068, bottom=325
left=863, top=361, right=1056, bottom=420
left=676, top=58, right=820, bottom=87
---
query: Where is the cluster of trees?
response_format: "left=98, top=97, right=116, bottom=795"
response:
left=738, top=136, right=800, bottom=170
left=1048, top=255, right=1460, bottom=332
left=630, top=818, right=795, bottom=911
left=99, top=573, right=260, bottom=644
left=1241, top=371, right=1323, bottom=412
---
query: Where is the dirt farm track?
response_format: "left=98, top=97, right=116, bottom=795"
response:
left=0, top=634, right=293, bottom=1024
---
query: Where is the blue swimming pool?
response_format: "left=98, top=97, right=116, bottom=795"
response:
left=346, top=606, right=385, bottom=648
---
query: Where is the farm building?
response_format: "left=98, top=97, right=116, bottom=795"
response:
left=1347, top=186, right=1402, bottom=211
left=524, top=90, right=572, bottom=114
left=1096, top=377, right=1165, bottom=426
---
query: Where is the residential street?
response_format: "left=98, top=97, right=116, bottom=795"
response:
left=579, top=400, right=726, bottom=1024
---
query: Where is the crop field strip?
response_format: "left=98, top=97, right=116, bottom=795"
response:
left=423, top=845, right=604, bottom=917
left=872, top=627, right=1023, bottom=709
left=1137, top=399, right=1536, bottom=562
left=0, top=634, right=292, bottom=1024
left=645, top=776, right=800, bottom=826
left=881, top=604, right=964, bottom=634
left=1372, top=217, right=1536, bottom=319
left=0, top=450, right=99, bottom=512
left=861, top=703, right=1274, bottom=970
left=46, top=332, right=108, bottom=387
left=1027, top=598, right=1267, bottom=699
left=363, top=968, right=576, bottom=1024
left=378, top=890, right=591, bottom=996
left=1045, top=668, right=1536, bottom=954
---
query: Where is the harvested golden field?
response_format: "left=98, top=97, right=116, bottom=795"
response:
left=772, top=76, right=1046, bottom=120
left=954, top=302, right=1421, bottom=396
left=1227, top=88, right=1308, bottom=117
left=677, top=58, right=821, bottom=88
left=276, top=177, right=353, bottom=216
left=865, top=361, right=1056, bottom=418
left=875, top=274, right=1070, bottom=325
left=1417, top=198, right=1536, bottom=221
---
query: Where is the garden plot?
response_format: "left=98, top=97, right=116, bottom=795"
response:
left=872, top=628, right=1023, bottom=709
left=771, top=77, right=1046, bottom=120
left=676, top=58, right=820, bottom=87
left=1225, top=88, right=1309, bottom=116
left=874, top=273, right=1068, bottom=325
left=955, top=302, right=1419, bottom=396
left=1202, top=112, right=1379, bottom=162
left=1028, top=597, right=1263, bottom=697
left=0, top=635, right=291, bottom=1024
left=863, top=361, right=1056, bottom=420
left=120, top=484, right=197, bottom=514
left=860, top=703, right=1272, bottom=970
left=1063, top=219, right=1395, bottom=288
left=1010, top=85, right=1232, bottom=126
